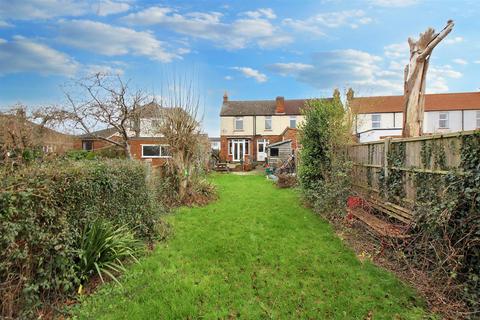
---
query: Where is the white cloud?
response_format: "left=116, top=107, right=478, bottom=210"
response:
left=0, top=36, right=78, bottom=76
left=444, top=36, right=464, bottom=45
left=269, top=49, right=402, bottom=95
left=232, top=67, right=267, bottom=83
left=283, top=10, right=372, bottom=36
left=282, top=19, right=325, bottom=37
left=268, top=46, right=463, bottom=95
left=427, top=65, right=462, bottom=92
left=369, top=0, right=419, bottom=7
left=123, top=6, right=292, bottom=50
left=0, top=0, right=130, bottom=20
left=267, top=63, right=314, bottom=76
left=0, top=20, right=13, bottom=27
left=57, top=20, right=178, bottom=62
left=84, top=64, right=124, bottom=76
left=224, top=75, right=233, bottom=80
left=384, top=42, right=409, bottom=59
left=241, top=8, right=276, bottom=19
left=474, top=60, right=480, bottom=64
left=91, top=0, right=130, bottom=16
left=452, top=58, right=468, bottom=65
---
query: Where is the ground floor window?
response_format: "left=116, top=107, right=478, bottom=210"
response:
left=141, top=144, right=171, bottom=158
left=82, top=140, right=93, bottom=151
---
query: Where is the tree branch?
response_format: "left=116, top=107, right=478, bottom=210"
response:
left=417, top=20, right=454, bottom=61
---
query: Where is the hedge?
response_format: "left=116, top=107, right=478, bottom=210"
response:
left=0, top=159, right=163, bottom=318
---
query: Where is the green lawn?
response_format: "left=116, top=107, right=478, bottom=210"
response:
left=72, top=174, right=431, bottom=319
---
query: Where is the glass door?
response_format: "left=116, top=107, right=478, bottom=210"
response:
left=232, top=139, right=246, bottom=162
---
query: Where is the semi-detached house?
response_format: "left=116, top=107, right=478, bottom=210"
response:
left=219, top=93, right=330, bottom=162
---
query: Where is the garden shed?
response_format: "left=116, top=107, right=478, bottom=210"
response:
left=266, top=139, right=292, bottom=167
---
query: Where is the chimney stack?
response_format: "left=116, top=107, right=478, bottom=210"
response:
left=346, top=88, right=354, bottom=102
left=275, top=96, right=285, bottom=114
left=223, top=91, right=228, bottom=103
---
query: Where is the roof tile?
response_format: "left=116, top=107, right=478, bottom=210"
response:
left=350, top=92, right=480, bottom=113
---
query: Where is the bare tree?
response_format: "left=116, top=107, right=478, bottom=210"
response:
left=0, top=106, right=35, bottom=161
left=38, top=73, right=148, bottom=159
left=402, top=20, right=454, bottom=137
left=154, top=76, right=206, bottom=201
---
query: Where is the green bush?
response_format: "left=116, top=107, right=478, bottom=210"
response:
left=0, top=159, right=164, bottom=318
left=298, top=93, right=352, bottom=217
left=66, top=149, right=96, bottom=160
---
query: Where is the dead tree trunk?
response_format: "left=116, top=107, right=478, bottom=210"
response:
left=402, top=20, right=454, bottom=137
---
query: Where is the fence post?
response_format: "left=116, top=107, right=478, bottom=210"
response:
left=384, top=138, right=391, bottom=178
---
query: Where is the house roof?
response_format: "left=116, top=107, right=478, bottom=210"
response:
left=350, top=92, right=480, bottom=114
left=266, top=139, right=292, bottom=149
left=136, top=102, right=164, bottom=118
left=220, top=98, right=331, bottom=116
left=78, top=127, right=118, bottom=139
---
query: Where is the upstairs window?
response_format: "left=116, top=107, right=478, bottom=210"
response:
left=235, top=117, right=243, bottom=131
left=265, top=116, right=272, bottom=130
left=289, top=116, right=297, bottom=129
left=476, top=111, right=480, bottom=128
left=439, top=112, right=449, bottom=129
left=371, top=114, right=381, bottom=129
left=82, top=140, right=93, bottom=151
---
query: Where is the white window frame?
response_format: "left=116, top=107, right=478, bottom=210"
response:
left=476, top=110, right=480, bottom=129
left=438, top=112, right=449, bottom=129
left=230, top=139, right=249, bottom=161
left=289, top=116, right=297, bottom=129
left=141, top=144, right=171, bottom=158
left=234, top=117, right=244, bottom=131
left=265, top=116, right=272, bottom=130
left=371, top=114, right=381, bottom=129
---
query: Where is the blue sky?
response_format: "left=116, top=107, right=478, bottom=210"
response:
left=1, top=0, right=479, bottom=136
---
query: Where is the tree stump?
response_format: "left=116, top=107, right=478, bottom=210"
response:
left=402, top=20, right=454, bottom=137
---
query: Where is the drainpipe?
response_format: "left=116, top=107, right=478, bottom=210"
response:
left=461, top=110, right=464, bottom=131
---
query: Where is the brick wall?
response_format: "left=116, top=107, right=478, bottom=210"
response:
left=129, top=138, right=169, bottom=167
left=281, top=128, right=299, bottom=150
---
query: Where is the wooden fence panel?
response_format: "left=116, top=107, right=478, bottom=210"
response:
left=347, top=130, right=477, bottom=218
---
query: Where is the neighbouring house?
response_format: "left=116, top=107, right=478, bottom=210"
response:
left=209, top=137, right=221, bottom=150
left=75, top=102, right=171, bottom=166
left=349, top=91, right=480, bottom=143
left=219, top=93, right=322, bottom=163
left=0, top=111, right=75, bottom=154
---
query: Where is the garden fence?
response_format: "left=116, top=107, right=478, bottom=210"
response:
left=346, top=130, right=478, bottom=219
